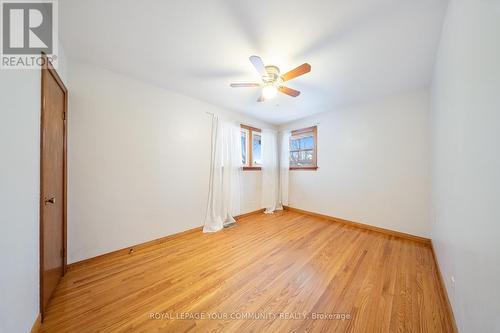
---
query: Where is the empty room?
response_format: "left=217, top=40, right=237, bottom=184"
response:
left=1, top=0, right=499, bottom=332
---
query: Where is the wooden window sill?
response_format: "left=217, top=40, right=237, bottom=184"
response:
left=290, top=166, right=318, bottom=170
left=243, top=166, right=262, bottom=171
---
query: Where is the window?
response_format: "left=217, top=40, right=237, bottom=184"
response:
left=241, top=128, right=248, bottom=165
left=252, top=131, right=262, bottom=165
left=290, top=126, right=317, bottom=170
left=241, top=124, right=262, bottom=170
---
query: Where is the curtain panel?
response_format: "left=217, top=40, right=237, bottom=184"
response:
left=203, top=116, right=242, bottom=232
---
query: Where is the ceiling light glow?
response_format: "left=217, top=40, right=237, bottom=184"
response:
left=262, top=85, right=278, bottom=99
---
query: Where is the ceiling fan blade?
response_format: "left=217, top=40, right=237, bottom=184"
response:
left=279, top=86, right=301, bottom=97
left=281, top=63, right=311, bottom=82
left=249, top=55, right=266, bottom=76
left=230, top=83, right=260, bottom=87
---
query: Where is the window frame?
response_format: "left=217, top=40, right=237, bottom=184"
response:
left=241, top=124, right=262, bottom=171
left=241, top=127, right=249, bottom=167
left=289, top=126, right=318, bottom=170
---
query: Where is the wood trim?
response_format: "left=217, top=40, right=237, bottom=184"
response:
left=30, top=313, right=41, bottom=333
left=68, top=206, right=436, bottom=285
left=67, top=225, right=204, bottom=271
left=291, top=125, right=316, bottom=136
left=240, top=124, right=261, bottom=133
left=313, top=126, right=317, bottom=167
left=234, top=208, right=266, bottom=220
left=283, top=206, right=431, bottom=244
left=430, top=241, right=459, bottom=332
left=40, top=53, right=68, bottom=321
left=243, top=166, right=261, bottom=171
left=290, top=125, right=317, bottom=170
left=67, top=209, right=266, bottom=271
left=289, top=166, right=318, bottom=170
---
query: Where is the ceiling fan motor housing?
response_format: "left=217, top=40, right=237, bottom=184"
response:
left=263, top=65, right=282, bottom=85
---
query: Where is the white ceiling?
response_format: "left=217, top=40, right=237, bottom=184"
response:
left=60, top=0, right=448, bottom=124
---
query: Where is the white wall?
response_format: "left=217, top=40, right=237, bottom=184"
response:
left=0, top=49, right=68, bottom=332
left=0, top=71, right=41, bottom=333
left=281, top=90, right=431, bottom=237
left=431, top=1, right=500, bottom=332
left=67, top=61, right=271, bottom=263
left=240, top=171, right=262, bottom=214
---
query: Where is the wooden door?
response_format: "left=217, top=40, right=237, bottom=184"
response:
left=40, top=54, right=67, bottom=319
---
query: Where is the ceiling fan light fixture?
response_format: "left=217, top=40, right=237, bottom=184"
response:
left=262, top=85, right=278, bottom=99
left=230, top=55, right=311, bottom=102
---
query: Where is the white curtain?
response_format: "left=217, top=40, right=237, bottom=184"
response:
left=279, top=130, right=291, bottom=207
left=204, top=116, right=242, bottom=232
left=221, top=121, right=242, bottom=225
left=261, top=129, right=280, bottom=213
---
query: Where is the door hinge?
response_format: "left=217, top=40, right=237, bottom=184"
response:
left=63, top=111, right=66, bottom=120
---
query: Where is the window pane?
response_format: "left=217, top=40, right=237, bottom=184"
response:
left=297, top=150, right=313, bottom=165
left=305, top=150, right=313, bottom=161
left=252, top=131, right=261, bottom=165
left=241, top=130, right=247, bottom=165
left=290, top=151, right=299, bottom=166
left=293, top=150, right=314, bottom=166
left=290, top=138, right=300, bottom=151
left=290, top=135, right=314, bottom=151
left=298, top=151, right=308, bottom=165
left=300, top=150, right=307, bottom=162
left=289, top=127, right=317, bottom=168
left=300, top=136, right=314, bottom=149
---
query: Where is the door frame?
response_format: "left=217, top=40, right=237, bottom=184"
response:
left=39, top=53, right=68, bottom=320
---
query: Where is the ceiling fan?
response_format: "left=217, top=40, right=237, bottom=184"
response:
left=230, top=55, right=311, bottom=102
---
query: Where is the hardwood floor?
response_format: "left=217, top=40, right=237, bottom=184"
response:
left=40, top=211, right=455, bottom=332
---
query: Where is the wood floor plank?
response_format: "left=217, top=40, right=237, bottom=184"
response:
left=40, top=211, right=455, bottom=333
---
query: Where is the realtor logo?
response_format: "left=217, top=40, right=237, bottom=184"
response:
left=1, top=0, right=58, bottom=69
